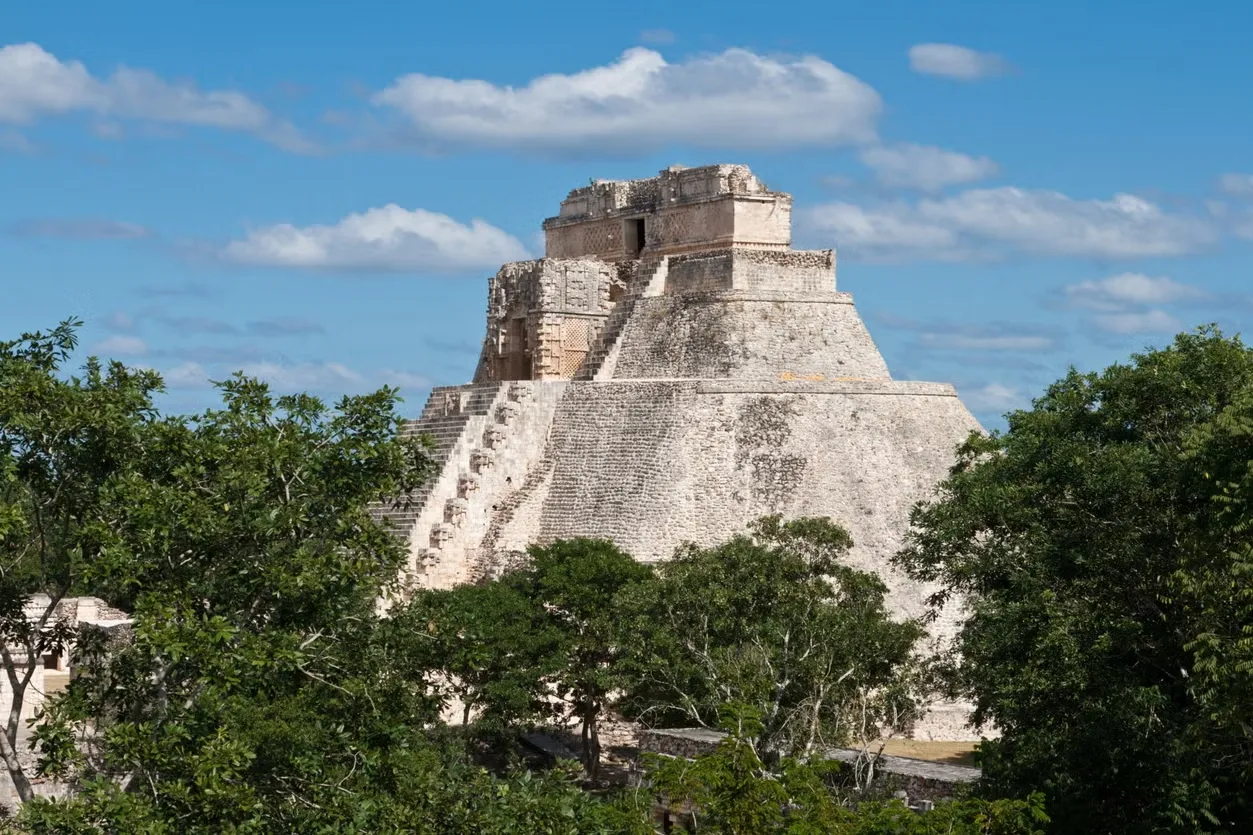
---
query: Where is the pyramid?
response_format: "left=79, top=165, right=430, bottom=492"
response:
left=379, top=165, right=983, bottom=739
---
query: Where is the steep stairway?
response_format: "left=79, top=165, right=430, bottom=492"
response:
left=370, top=382, right=508, bottom=545
left=573, top=256, right=668, bottom=381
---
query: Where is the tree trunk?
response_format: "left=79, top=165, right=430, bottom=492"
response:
left=0, top=691, right=34, bottom=803
left=581, top=700, right=600, bottom=782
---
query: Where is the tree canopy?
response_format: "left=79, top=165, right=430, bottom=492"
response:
left=896, top=327, right=1253, bottom=833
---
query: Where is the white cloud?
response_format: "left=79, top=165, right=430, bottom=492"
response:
left=93, top=334, right=148, bottom=356
left=878, top=313, right=1060, bottom=353
left=961, top=382, right=1025, bottom=412
left=919, top=333, right=1054, bottom=351
left=372, top=47, right=881, bottom=153
left=1218, top=172, right=1253, bottom=198
left=805, top=187, right=1218, bottom=261
left=909, top=43, right=1010, bottom=80
left=223, top=205, right=530, bottom=272
left=238, top=361, right=364, bottom=391
left=103, top=311, right=135, bottom=331
left=0, top=42, right=312, bottom=152
left=155, top=359, right=432, bottom=395
left=1062, top=273, right=1212, bottom=312
left=859, top=142, right=998, bottom=191
left=161, top=362, right=212, bottom=388
left=1092, top=309, right=1182, bottom=335
left=381, top=370, right=433, bottom=389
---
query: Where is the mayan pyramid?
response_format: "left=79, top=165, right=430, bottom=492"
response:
left=379, top=165, right=983, bottom=738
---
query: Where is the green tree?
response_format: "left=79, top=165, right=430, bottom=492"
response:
left=620, top=516, right=925, bottom=763
left=7, top=323, right=433, bottom=827
left=895, top=327, right=1253, bottom=832
left=503, top=538, right=655, bottom=780
left=645, top=706, right=1049, bottom=834
left=399, top=579, right=561, bottom=730
left=0, top=321, right=162, bottom=802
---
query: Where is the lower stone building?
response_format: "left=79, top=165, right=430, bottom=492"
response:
left=377, top=164, right=982, bottom=740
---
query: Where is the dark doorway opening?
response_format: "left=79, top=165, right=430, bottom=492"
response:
left=625, top=217, right=646, bottom=258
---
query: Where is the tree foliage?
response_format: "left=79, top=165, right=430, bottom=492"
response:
left=896, top=327, right=1253, bottom=833
left=620, top=516, right=925, bottom=761
left=647, top=707, right=1049, bottom=834
left=0, top=321, right=163, bottom=801
left=402, top=538, right=652, bottom=779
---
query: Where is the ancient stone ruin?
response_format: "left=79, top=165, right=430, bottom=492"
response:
left=378, top=164, right=982, bottom=738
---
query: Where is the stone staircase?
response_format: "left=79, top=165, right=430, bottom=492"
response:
left=371, top=382, right=508, bottom=550
left=573, top=256, right=669, bottom=381
left=421, top=381, right=566, bottom=589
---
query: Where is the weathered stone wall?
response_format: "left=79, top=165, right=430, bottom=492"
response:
left=664, top=250, right=835, bottom=295
left=543, top=165, right=792, bottom=262
left=502, top=380, right=979, bottom=642
left=475, top=259, right=616, bottom=381
left=609, top=293, right=889, bottom=381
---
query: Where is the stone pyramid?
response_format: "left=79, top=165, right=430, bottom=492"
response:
left=378, top=165, right=983, bottom=739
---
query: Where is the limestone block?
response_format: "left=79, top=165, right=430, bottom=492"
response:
left=483, top=426, right=507, bottom=449
left=509, top=383, right=533, bottom=402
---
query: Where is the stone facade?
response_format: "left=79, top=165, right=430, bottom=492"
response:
left=544, top=164, right=791, bottom=262
left=375, top=165, right=984, bottom=741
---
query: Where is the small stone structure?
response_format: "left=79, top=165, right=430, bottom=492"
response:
left=0, top=596, right=132, bottom=807
left=375, top=164, right=983, bottom=740
left=637, top=727, right=980, bottom=820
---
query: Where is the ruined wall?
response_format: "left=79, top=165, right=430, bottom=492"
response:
left=610, top=292, right=890, bottom=381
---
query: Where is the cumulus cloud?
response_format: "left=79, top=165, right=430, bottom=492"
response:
left=908, top=43, right=1010, bottom=80
left=805, top=187, right=1218, bottom=261
left=157, top=359, right=431, bottom=396
left=93, top=334, right=148, bottom=356
left=1092, top=309, right=1182, bottom=335
left=960, top=382, right=1026, bottom=413
left=1218, top=172, right=1253, bottom=198
left=1058, top=272, right=1211, bottom=336
left=160, top=362, right=212, bottom=388
left=878, top=313, right=1061, bottom=353
left=371, top=47, right=882, bottom=154
left=0, top=42, right=312, bottom=152
left=1061, top=273, right=1212, bottom=312
left=858, top=142, right=998, bottom=191
left=223, top=205, right=530, bottom=272
left=10, top=218, right=150, bottom=240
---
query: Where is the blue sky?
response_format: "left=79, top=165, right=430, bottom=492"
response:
left=3, top=0, right=1252, bottom=428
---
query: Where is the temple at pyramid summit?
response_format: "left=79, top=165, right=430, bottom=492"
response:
left=377, top=165, right=983, bottom=738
